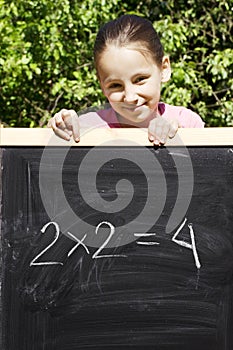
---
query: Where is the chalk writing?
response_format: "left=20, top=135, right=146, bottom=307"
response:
left=172, top=218, right=201, bottom=269
left=66, top=231, right=90, bottom=257
left=134, top=233, right=160, bottom=246
left=29, top=221, right=127, bottom=266
left=30, top=218, right=201, bottom=269
left=92, top=221, right=127, bottom=259
left=30, top=221, right=64, bottom=266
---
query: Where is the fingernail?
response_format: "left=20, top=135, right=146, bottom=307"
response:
left=63, top=131, right=70, bottom=140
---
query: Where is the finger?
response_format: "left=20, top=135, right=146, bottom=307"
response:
left=70, top=113, right=80, bottom=142
left=48, top=110, right=69, bottom=131
left=168, top=121, right=179, bottom=138
left=153, top=124, right=164, bottom=144
left=49, top=109, right=80, bottom=141
left=148, top=123, right=168, bottom=145
left=57, top=109, right=76, bottom=132
left=168, top=127, right=177, bottom=138
left=157, top=123, right=170, bottom=144
left=48, top=114, right=71, bottom=141
left=61, top=109, right=80, bottom=142
left=148, top=121, right=156, bottom=142
left=53, top=127, right=72, bottom=141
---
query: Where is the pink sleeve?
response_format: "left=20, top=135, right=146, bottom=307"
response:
left=177, top=107, right=205, bottom=128
left=160, top=103, right=204, bottom=128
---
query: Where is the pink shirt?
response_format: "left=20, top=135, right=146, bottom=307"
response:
left=78, top=102, right=204, bottom=129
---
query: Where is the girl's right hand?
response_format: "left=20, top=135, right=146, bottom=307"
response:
left=48, top=109, right=80, bottom=142
left=148, top=115, right=179, bottom=146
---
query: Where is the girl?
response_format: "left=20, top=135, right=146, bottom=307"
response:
left=48, top=14, right=204, bottom=146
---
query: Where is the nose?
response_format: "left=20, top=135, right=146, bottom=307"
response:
left=123, top=84, right=138, bottom=104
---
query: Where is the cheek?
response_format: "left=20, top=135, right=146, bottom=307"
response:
left=146, top=80, right=161, bottom=94
left=105, top=91, right=123, bottom=102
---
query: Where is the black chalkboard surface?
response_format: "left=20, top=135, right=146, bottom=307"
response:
left=1, top=132, right=233, bottom=349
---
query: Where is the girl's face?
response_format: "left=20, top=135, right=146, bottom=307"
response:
left=98, top=45, right=171, bottom=127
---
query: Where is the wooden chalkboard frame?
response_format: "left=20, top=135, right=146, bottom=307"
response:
left=0, top=127, right=233, bottom=350
left=0, top=127, right=233, bottom=146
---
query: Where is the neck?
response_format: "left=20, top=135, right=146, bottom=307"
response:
left=116, top=110, right=159, bottom=128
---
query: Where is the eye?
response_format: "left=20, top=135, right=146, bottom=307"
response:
left=134, top=76, right=148, bottom=84
left=107, top=83, right=122, bottom=90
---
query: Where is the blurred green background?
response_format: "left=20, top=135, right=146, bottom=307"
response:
left=0, top=0, right=232, bottom=127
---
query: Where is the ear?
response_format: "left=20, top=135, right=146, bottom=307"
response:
left=161, top=56, right=171, bottom=83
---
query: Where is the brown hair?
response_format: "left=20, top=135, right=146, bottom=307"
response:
left=94, top=14, right=164, bottom=70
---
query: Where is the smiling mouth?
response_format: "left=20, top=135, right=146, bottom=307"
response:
left=123, top=103, right=146, bottom=111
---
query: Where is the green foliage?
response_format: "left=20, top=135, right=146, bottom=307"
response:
left=151, top=0, right=233, bottom=126
left=0, top=0, right=232, bottom=127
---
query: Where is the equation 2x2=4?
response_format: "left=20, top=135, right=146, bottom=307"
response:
left=30, top=217, right=201, bottom=270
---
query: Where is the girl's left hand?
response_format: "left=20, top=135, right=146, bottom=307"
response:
left=148, top=116, right=179, bottom=146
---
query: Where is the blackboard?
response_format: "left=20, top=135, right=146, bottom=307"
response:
left=1, top=129, right=233, bottom=350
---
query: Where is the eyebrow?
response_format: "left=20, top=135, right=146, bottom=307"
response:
left=103, top=76, right=119, bottom=84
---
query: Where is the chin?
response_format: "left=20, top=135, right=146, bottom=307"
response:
left=131, top=112, right=152, bottom=123
left=121, top=116, right=151, bottom=128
